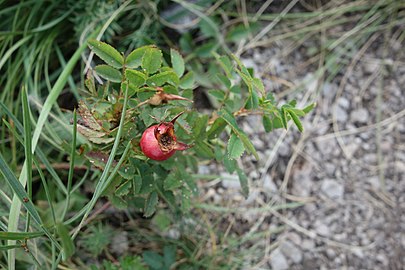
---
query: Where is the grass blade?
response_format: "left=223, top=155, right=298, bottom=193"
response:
left=22, top=88, right=33, bottom=233
left=0, top=231, right=44, bottom=241
left=7, top=30, right=99, bottom=270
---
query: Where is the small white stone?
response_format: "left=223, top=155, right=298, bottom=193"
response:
left=280, top=240, right=303, bottom=263
left=270, top=248, right=289, bottom=270
left=350, top=108, right=369, bottom=124
left=321, top=179, right=344, bottom=199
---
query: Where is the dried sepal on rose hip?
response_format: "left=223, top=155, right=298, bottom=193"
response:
left=138, top=87, right=193, bottom=107
left=140, top=112, right=191, bottom=161
left=148, top=87, right=193, bottom=106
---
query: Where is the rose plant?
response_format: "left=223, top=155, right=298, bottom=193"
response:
left=76, top=39, right=314, bottom=217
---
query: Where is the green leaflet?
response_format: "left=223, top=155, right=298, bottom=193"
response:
left=144, top=191, right=158, bottom=217
left=170, top=49, right=185, bottom=77
left=217, top=109, right=258, bottom=160
left=126, top=69, right=147, bottom=88
left=227, top=133, right=245, bottom=160
left=142, top=47, right=162, bottom=74
left=95, top=65, right=122, bottom=82
left=88, top=39, right=124, bottom=69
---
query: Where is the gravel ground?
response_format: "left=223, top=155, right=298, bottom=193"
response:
left=198, top=33, right=404, bottom=269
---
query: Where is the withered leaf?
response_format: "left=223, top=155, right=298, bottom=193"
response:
left=77, top=100, right=102, bottom=131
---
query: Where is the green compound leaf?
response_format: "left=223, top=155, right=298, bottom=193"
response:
left=126, top=46, right=149, bottom=69
left=170, top=49, right=185, bottom=77
left=88, top=39, right=124, bottom=69
left=144, top=191, right=158, bottom=217
left=227, top=133, right=245, bottom=160
left=142, top=47, right=162, bottom=74
left=94, top=65, right=122, bottom=83
left=146, top=71, right=179, bottom=87
left=126, top=69, right=147, bottom=88
left=217, top=109, right=258, bottom=160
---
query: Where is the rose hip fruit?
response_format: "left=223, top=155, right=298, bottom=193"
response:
left=140, top=113, right=190, bottom=161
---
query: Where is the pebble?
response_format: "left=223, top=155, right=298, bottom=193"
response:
left=324, top=163, right=336, bottom=175
left=350, top=108, right=369, bottom=123
left=322, top=82, right=337, bottom=99
left=263, top=174, right=277, bottom=192
left=280, top=240, right=303, bottom=263
left=326, top=249, right=336, bottom=259
left=335, top=105, right=348, bottom=122
left=286, top=232, right=302, bottom=246
left=314, top=220, right=331, bottom=236
left=270, top=248, right=289, bottom=270
left=376, top=254, right=388, bottom=266
left=110, top=231, right=128, bottom=255
left=166, top=228, right=180, bottom=240
left=249, top=170, right=259, bottom=179
left=321, top=179, right=344, bottom=199
left=278, top=142, right=291, bottom=157
left=337, top=97, right=350, bottom=109
left=344, top=139, right=361, bottom=158
left=198, top=165, right=210, bottom=175
left=301, top=239, right=315, bottom=250
left=292, top=173, right=312, bottom=197
left=220, top=173, right=240, bottom=189
left=367, top=176, right=381, bottom=189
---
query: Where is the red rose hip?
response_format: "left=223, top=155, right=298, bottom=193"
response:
left=140, top=113, right=190, bottom=161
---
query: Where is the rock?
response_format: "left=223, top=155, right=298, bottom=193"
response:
left=292, top=163, right=313, bottom=197
left=350, top=108, right=369, bottom=123
left=344, top=138, right=361, bottom=158
left=286, top=232, right=302, bottom=245
left=367, top=176, right=381, bottom=189
left=263, top=174, right=277, bottom=192
left=280, top=240, right=303, bottom=263
left=270, top=248, right=289, bottom=270
left=335, top=105, right=348, bottom=122
left=110, top=231, right=128, bottom=255
left=376, top=254, right=388, bottom=266
left=304, top=73, right=318, bottom=93
left=278, top=142, right=290, bottom=157
left=324, top=163, right=336, bottom=175
left=326, top=248, right=336, bottom=259
left=321, top=179, right=344, bottom=199
left=322, top=82, right=337, bottom=99
left=198, top=165, right=210, bottom=175
left=314, top=220, right=331, bottom=236
left=166, top=228, right=180, bottom=239
left=220, top=173, right=240, bottom=189
left=337, top=97, right=350, bottom=109
left=301, top=239, right=315, bottom=250
left=249, top=170, right=259, bottom=179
